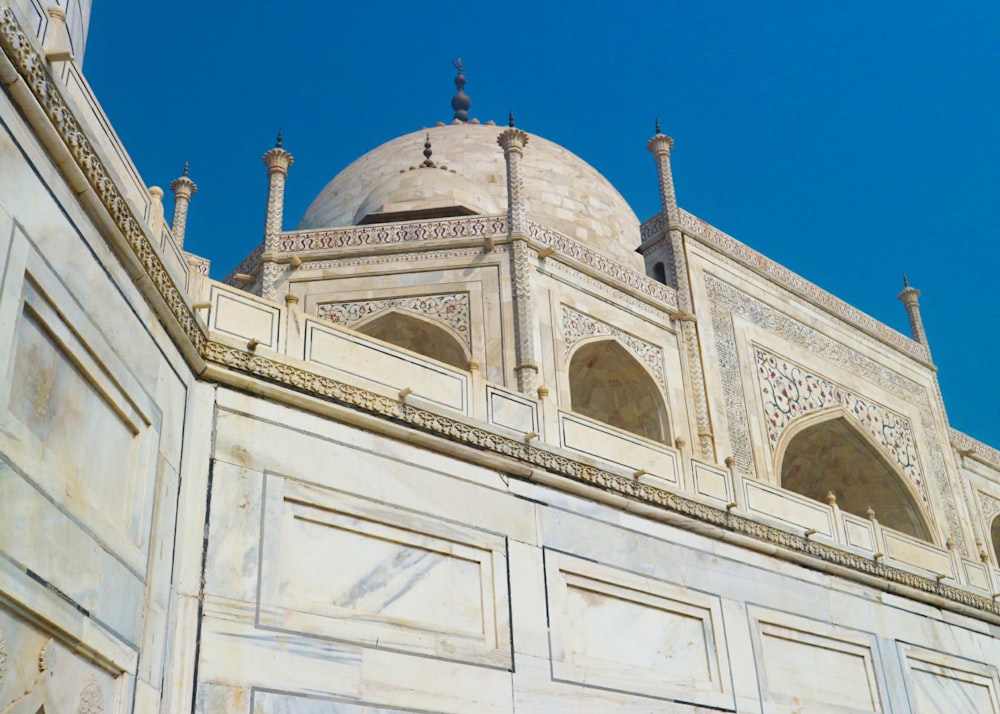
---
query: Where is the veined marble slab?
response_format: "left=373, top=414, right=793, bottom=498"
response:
left=545, top=550, right=732, bottom=708
left=257, top=475, right=511, bottom=667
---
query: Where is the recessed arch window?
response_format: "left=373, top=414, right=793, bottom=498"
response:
left=356, top=311, right=468, bottom=370
left=778, top=414, right=931, bottom=541
left=568, top=339, right=669, bottom=443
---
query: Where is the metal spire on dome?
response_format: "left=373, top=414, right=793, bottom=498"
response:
left=655, top=117, right=661, bottom=135
left=451, top=57, right=471, bottom=122
left=420, top=133, right=437, bottom=168
left=508, top=110, right=515, bottom=127
left=276, top=130, right=283, bottom=148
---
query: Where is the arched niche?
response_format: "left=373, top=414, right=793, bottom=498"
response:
left=777, top=411, right=932, bottom=541
left=991, top=515, right=1000, bottom=566
left=355, top=311, right=469, bottom=370
left=653, top=262, right=668, bottom=285
left=568, top=338, right=669, bottom=443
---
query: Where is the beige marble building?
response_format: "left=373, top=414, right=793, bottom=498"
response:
left=3, top=3, right=1000, bottom=712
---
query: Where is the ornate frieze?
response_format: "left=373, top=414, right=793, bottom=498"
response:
left=317, top=293, right=471, bottom=349
left=953, top=429, right=1000, bottom=473
left=640, top=212, right=668, bottom=243
left=526, top=222, right=679, bottom=311
left=756, top=348, right=926, bottom=502
left=278, top=214, right=507, bottom=253
left=680, top=210, right=930, bottom=363
left=978, top=491, right=1000, bottom=524
left=706, top=273, right=964, bottom=552
left=561, top=305, right=666, bottom=392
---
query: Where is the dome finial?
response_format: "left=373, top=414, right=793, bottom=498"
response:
left=451, top=57, right=471, bottom=123
left=508, top=110, right=515, bottom=128
left=420, top=133, right=437, bottom=168
left=902, top=272, right=909, bottom=288
left=182, top=160, right=189, bottom=177
left=655, top=117, right=661, bottom=135
left=276, top=129, right=283, bottom=148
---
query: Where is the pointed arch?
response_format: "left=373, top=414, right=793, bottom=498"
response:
left=568, top=338, right=670, bottom=443
left=355, top=310, right=469, bottom=370
left=990, top=515, right=1000, bottom=567
left=775, top=408, right=933, bottom=541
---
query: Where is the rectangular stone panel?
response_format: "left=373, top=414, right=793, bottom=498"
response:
left=545, top=550, right=732, bottom=708
left=210, top=284, right=281, bottom=349
left=258, top=475, right=510, bottom=668
left=900, top=643, right=1000, bottom=714
left=741, top=478, right=835, bottom=538
left=304, top=318, right=468, bottom=413
left=559, top=411, right=680, bottom=486
left=883, top=529, right=955, bottom=580
left=750, top=606, right=883, bottom=712
left=843, top=512, right=877, bottom=553
left=486, top=385, right=538, bottom=435
left=3, top=273, right=156, bottom=555
left=691, top=460, right=732, bottom=505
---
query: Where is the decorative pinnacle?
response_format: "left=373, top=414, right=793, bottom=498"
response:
left=655, top=117, right=661, bottom=134
left=276, top=130, right=283, bottom=148
left=420, top=133, right=436, bottom=168
left=903, top=272, right=909, bottom=288
left=451, top=57, right=471, bottom=122
left=508, top=110, right=515, bottom=128
left=170, top=162, right=197, bottom=195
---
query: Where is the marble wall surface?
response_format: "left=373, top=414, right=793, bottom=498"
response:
left=0, top=48, right=195, bottom=712
left=193, top=388, right=1000, bottom=714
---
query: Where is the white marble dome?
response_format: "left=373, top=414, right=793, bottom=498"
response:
left=299, top=123, right=643, bottom=270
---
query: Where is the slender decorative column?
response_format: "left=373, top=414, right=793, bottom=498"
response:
left=898, top=274, right=929, bottom=346
left=648, top=123, right=716, bottom=461
left=169, top=163, right=196, bottom=249
left=260, top=132, right=294, bottom=300
left=498, top=112, right=538, bottom=394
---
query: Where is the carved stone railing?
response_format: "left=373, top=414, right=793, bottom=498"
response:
left=277, top=214, right=508, bottom=252
left=223, top=244, right=263, bottom=286
left=640, top=212, right=668, bottom=243
left=526, top=222, right=678, bottom=311
left=952, top=429, right=1000, bottom=472
left=222, top=214, right=680, bottom=312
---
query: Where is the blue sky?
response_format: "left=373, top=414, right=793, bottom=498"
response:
left=83, top=1, right=1000, bottom=447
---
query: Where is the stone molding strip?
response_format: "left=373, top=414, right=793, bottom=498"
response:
left=202, top=339, right=1000, bottom=623
left=643, top=208, right=931, bottom=364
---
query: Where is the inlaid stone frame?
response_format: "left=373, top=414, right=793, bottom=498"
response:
left=698, top=261, right=967, bottom=552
